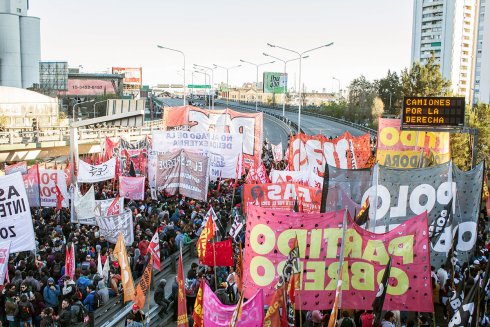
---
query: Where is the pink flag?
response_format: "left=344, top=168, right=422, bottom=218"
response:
left=119, top=176, right=145, bottom=200
left=255, top=163, right=270, bottom=184
left=0, top=243, right=11, bottom=286
left=65, top=243, right=75, bottom=280
left=202, top=282, right=263, bottom=327
left=148, top=231, right=161, bottom=271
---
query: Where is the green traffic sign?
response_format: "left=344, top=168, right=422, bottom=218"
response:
left=187, top=84, right=211, bottom=89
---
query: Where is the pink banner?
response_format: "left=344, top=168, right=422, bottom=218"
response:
left=119, top=176, right=145, bottom=200
left=5, top=162, right=27, bottom=175
left=243, top=205, right=432, bottom=312
left=203, top=282, right=264, bottom=327
left=66, top=78, right=119, bottom=96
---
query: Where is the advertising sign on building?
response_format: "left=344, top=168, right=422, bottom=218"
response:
left=112, top=67, right=143, bottom=85
left=263, top=72, right=287, bottom=93
left=66, top=78, right=119, bottom=96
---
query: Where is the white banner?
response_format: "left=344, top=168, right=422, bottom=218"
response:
left=229, top=214, right=243, bottom=239
left=94, top=197, right=125, bottom=217
left=0, top=173, right=36, bottom=253
left=74, top=186, right=96, bottom=221
left=152, top=131, right=243, bottom=179
left=39, top=169, right=69, bottom=208
left=95, top=210, right=134, bottom=245
left=77, top=157, right=116, bottom=183
left=0, top=242, right=10, bottom=285
left=271, top=142, right=283, bottom=162
left=270, top=169, right=309, bottom=184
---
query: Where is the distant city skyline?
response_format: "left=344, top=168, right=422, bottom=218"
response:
left=29, top=0, right=414, bottom=93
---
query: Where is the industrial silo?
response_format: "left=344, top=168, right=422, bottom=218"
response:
left=0, top=13, right=22, bottom=88
left=20, top=15, right=40, bottom=88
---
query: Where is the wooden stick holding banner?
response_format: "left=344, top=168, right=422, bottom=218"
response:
left=213, top=237, right=218, bottom=290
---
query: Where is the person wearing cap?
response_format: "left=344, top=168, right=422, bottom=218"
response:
left=43, top=278, right=61, bottom=312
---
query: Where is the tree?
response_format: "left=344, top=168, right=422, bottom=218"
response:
left=400, top=55, right=452, bottom=97
left=347, top=75, right=376, bottom=123
left=376, top=70, right=402, bottom=116
left=371, top=96, right=385, bottom=129
left=451, top=103, right=490, bottom=170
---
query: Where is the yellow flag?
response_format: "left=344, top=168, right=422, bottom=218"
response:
left=192, top=280, right=204, bottom=327
left=134, top=257, right=153, bottom=309
left=114, top=233, right=135, bottom=302
left=196, top=215, right=215, bottom=261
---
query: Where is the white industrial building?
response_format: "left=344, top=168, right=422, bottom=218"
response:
left=0, top=0, right=40, bottom=89
left=473, top=0, right=490, bottom=104
left=411, top=0, right=479, bottom=103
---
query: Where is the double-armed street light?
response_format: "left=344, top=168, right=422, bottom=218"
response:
left=266, top=42, right=334, bottom=132
left=194, top=64, right=216, bottom=110
left=213, top=64, right=242, bottom=106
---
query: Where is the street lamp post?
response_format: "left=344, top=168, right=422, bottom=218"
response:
left=332, top=77, right=341, bottom=100
left=157, top=45, right=186, bottom=106
left=239, top=59, right=275, bottom=112
left=263, top=53, right=309, bottom=117
left=194, top=70, right=211, bottom=109
left=213, top=64, right=242, bottom=106
left=93, top=100, right=107, bottom=119
left=72, top=100, right=94, bottom=122
left=267, top=42, right=334, bottom=133
left=194, top=64, right=216, bottom=110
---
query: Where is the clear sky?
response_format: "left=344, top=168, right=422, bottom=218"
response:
left=29, top=0, right=414, bottom=93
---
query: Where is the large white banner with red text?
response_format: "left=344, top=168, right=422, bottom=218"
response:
left=39, top=169, right=69, bottom=208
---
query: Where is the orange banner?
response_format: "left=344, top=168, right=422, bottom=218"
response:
left=288, top=132, right=371, bottom=174
left=376, top=118, right=450, bottom=168
left=242, top=183, right=322, bottom=214
left=114, top=234, right=135, bottom=303
left=192, top=280, right=204, bottom=327
left=163, top=106, right=263, bottom=168
left=134, top=257, right=153, bottom=309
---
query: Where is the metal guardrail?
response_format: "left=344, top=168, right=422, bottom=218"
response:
left=0, top=121, right=164, bottom=146
left=73, top=241, right=195, bottom=327
left=224, top=100, right=376, bottom=137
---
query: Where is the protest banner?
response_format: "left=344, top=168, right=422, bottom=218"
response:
left=201, top=238, right=234, bottom=267
left=288, top=132, right=371, bottom=173
left=77, top=157, right=116, bottom=183
left=202, top=282, right=264, bottom=327
left=39, top=169, right=69, bottom=208
left=156, top=150, right=209, bottom=202
left=94, top=197, right=124, bottom=217
left=271, top=142, right=283, bottom=162
left=0, top=173, right=36, bottom=253
left=242, top=183, right=322, bottom=214
left=5, top=162, right=27, bottom=175
left=0, top=242, right=10, bottom=285
left=101, top=136, right=120, bottom=159
left=74, top=186, right=96, bottom=225
left=243, top=205, right=432, bottom=312
left=6, top=164, right=40, bottom=207
left=327, top=161, right=484, bottom=268
left=152, top=130, right=243, bottom=179
left=119, top=176, right=145, bottom=200
left=376, top=118, right=450, bottom=168
left=95, top=210, right=134, bottom=245
left=163, top=106, right=262, bottom=169
left=270, top=170, right=309, bottom=184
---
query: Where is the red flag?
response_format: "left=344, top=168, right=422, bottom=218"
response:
left=196, top=213, right=215, bottom=262
left=106, top=195, right=121, bottom=216
left=192, top=280, right=204, bottom=327
left=65, top=243, right=75, bottom=280
left=201, top=239, right=233, bottom=266
left=177, top=250, right=188, bottom=326
left=148, top=231, right=161, bottom=271
left=55, top=185, right=64, bottom=211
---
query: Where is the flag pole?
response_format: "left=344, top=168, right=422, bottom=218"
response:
left=145, top=259, right=153, bottom=326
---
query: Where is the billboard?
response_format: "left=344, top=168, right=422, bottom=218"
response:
left=112, top=67, right=142, bottom=86
left=263, top=72, right=287, bottom=93
left=66, top=78, right=119, bottom=96
left=401, top=96, right=465, bottom=129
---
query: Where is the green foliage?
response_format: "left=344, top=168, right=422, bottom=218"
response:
left=451, top=103, right=490, bottom=170
left=318, top=101, right=348, bottom=119
left=347, top=75, right=376, bottom=124
left=376, top=70, right=402, bottom=116
left=400, top=55, right=452, bottom=97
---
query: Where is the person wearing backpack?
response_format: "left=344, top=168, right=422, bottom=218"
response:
left=338, top=311, right=356, bottom=327
left=185, top=270, right=198, bottom=314
left=83, top=284, right=100, bottom=312
left=70, top=295, right=88, bottom=324
left=15, top=294, right=35, bottom=327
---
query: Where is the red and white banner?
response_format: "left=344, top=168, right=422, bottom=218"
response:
left=288, top=132, right=371, bottom=173
left=0, top=243, right=10, bottom=286
left=39, top=169, right=69, bottom=208
left=163, top=106, right=262, bottom=169
left=242, top=182, right=322, bottom=214
left=102, top=136, right=120, bottom=160
left=148, top=231, right=160, bottom=271
left=245, top=163, right=270, bottom=184
left=106, top=195, right=121, bottom=216
left=119, top=176, right=145, bottom=200
left=271, top=142, right=283, bottom=162
left=269, top=169, right=309, bottom=184
left=65, top=243, right=75, bottom=280
left=78, top=157, right=116, bottom=183
left=4, top=162, right=27, bottom=175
